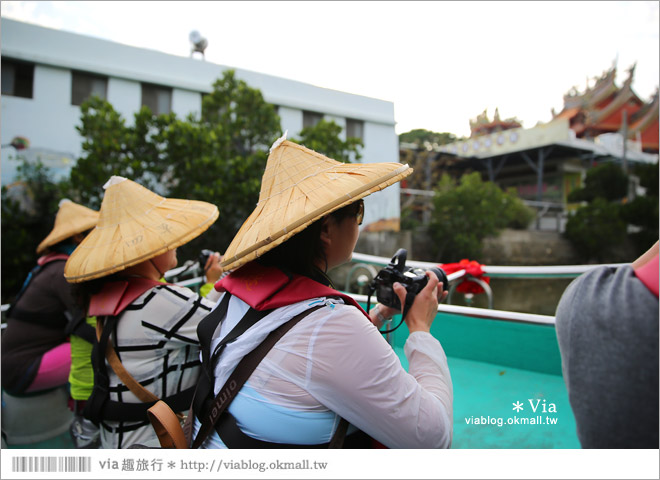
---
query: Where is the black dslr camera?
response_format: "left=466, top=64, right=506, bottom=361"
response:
left=198, top=249, right=215, bottom=268
left=370, top=248, right=448, bottom=311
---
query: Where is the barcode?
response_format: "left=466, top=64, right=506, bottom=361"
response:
left=11, top=456, right=91, bottom=473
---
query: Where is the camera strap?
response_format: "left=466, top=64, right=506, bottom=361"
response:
left=366, top=287, right=414, bottom=335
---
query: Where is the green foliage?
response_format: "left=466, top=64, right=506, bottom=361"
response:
left=293, top=119, right=363, bottom=163
left=399, top=129, right=457, bottom=149
left=1, top=159, right=65, bottom=303
left=622, top=162, right=659, bottom=254
left=564, top=197, right=627, bottom=262
left=565, top=161, right=658, bottom=260
left=57, top=69, right=364, bottom=269
left=567, top=162, right=628, bottom=203
left=634, top=161, right=659, bottom=197
left=64, top=70, right=283, bottom=259
left=427, top=172, right=534, bottom=261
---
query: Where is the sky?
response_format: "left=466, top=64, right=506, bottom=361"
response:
left=1, top=1, right=659, bottom=138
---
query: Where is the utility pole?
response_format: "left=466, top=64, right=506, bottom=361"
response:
left=621, top=110, right=628, bottom=175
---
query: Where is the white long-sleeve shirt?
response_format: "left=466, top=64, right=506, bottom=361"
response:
left=197, top=294, right=453, bottom=448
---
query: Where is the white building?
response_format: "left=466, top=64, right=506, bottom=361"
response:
left=1, top=18, right=401, bottom=230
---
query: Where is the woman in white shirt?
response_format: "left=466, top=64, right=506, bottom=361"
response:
left=191, top=135, right=453, bottom=449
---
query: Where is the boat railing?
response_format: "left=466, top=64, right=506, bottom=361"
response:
left=350, top=252, right=626, bottom=278
left=345, top=252, right=629, bottom=327
left=1, top=253, right=627, bottom=330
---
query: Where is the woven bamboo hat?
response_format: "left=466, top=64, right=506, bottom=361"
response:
left=36, top=199, right=100, bottom=254
left=220, top=133, right=412, bottom=272
left=64, top=176, right=219, bottom=283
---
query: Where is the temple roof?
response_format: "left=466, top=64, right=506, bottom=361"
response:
left=469, top=108, right=522, bottom=137
left=552, top=63, right=658, bottom=153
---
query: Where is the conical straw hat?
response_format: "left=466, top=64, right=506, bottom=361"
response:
left=220, top=134, right=412, bottom=272
left=64, top=176, right=219, bottom=283
left=36, top=199, right=100, bottom=254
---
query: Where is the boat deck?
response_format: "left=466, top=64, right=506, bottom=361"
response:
left=3, top=304, right=580, bottom=450
left=394, top=348, right=579, bottom=448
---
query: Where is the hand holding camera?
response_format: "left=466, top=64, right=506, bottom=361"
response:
left=368, top=249, right=449, bottom=334
left=199, top=249, right=223, bottom=284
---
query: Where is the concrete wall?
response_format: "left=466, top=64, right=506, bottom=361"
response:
left=354, top=228, right=584, bottom=265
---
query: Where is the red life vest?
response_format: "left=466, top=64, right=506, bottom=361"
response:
left=215, top=261, right=370, bottom=319
left=88, top=277, right=165, bottom=317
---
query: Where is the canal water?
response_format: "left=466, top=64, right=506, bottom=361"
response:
left=332, top=263, right=576, bottom=317
left=446, top=277, right=575, bottom=316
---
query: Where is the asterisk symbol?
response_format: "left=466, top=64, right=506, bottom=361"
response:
left=512, top=401, right=524, bottom=412
left=168, top=461, right=176, bottom=469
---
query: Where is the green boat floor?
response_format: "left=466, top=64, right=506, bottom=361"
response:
left=5, top=353, right=581, bottom=450
left=394, top=347, right=581, bottom=449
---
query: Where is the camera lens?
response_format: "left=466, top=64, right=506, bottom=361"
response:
left=428, top=267, right=449, bottom=293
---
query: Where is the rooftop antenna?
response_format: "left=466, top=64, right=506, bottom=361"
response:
left=189, top=30, right=208, bottom=60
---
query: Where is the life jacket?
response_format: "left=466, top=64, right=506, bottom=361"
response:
left=6, top=253, right=71, bottom=326
left=215, top=260, right=370, bottom=316
left=83, top=278, right=195, bottom=428
left=192, top=261, right=376, bottom=448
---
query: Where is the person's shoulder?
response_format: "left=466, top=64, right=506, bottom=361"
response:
left=305, top=298, right=373, bottom=331
left=153, top=283, right=216, bottom=307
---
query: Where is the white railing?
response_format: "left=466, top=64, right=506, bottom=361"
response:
left=3, top=253, right=623, bottom=328
left=350, top=252, right=626, bottom=279
left=351, top=293, right=556, bottom=326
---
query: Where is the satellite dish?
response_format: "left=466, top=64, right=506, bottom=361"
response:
left=189, top=30, right=208, bottom=59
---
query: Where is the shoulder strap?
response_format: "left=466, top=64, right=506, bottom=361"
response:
left=95, top=318, right=161, bottom=404
left=190, top=304, right=324, bottom=449
left=147, top=400, right=189, bottom=449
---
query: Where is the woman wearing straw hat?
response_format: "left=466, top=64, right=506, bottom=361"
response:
left=1, top=200, right=99, bottom=396
left=190, top=135, right=453, bottom=449
left=64, top=176, right=223, bottom=449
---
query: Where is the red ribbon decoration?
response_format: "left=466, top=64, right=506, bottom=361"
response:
left=440, top=259, right=490, bottom=294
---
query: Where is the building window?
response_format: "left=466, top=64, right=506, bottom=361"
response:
left=346, top=118, right=364, bottom=140
left=303, top=110, right=323, bottom=129
left=141, top=83, right=172, bottom=115
left=71, top=71, right=108, bottom=106
left=1, top=58, right=34, bottom=98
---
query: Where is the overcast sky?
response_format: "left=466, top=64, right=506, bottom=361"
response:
left=2, top=1, right=658, bottom=137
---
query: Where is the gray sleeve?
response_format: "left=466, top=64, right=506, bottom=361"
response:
left=554, top=265, right=659, bottom=448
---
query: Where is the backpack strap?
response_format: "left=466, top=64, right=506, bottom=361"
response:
left=95, top=319, right=162, bottom=405
left=83, top=280, right=191, bottom=426
left=190, top=304, right=336, bottom=449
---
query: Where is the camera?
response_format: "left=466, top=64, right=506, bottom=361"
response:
left=369, top=248, right=448, bottom=311
left=198, top=249, right=215, bottom=268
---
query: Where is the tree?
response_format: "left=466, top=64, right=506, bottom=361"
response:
left=567, top=162, right=628, bottom=203
left=399, top=129, right=458, bottom=150
left=564, top=161, right=658, bottom=261
left=1, top=159, right=65, bottom=303
left=64, top=70, right=283, bottom=259
left=293, top=119, right=362, bottom=163
left=427, top=172, right=534, bottom=261
left=64, top=99, right=175, bottom=208
left=621, top=162, right=659, bottom=255
left=564, top=197, right=627, bottom=262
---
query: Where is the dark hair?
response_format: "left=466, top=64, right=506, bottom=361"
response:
left=257, top=199, right=363, bottom=278
left=70, top=273, right=122, bottom=314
